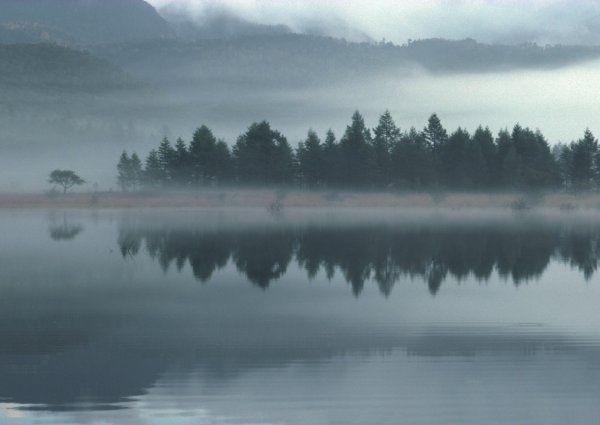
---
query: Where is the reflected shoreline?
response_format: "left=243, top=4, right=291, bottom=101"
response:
left=116, top=209, right=600, bottom=295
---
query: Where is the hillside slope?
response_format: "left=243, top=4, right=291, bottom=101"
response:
left=0, top=43, right=138, bottom=91
left=95, top=35, right=600, bottom=90
left=0, top=0, right=173, bottom=45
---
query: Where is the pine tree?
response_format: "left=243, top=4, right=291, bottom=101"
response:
left=553, top=143, right=572, bottom=189
left=130, top=153, right=143, bottom=190
left=472, top=126, right=497, bottom=186
left=496, top=129, right=518, bottom=187
left=423, top=113, right=448, bottom=184
left=423, top=113, right=448, bottom=151
left=391, top=127, right=433, bottom=188
left=233, top=121, right=294, bottom=185
left=117, top=151, right=132, bottom=191
left=511, top=125, right=558, bottom=188
left=189, top=125, right=228, bottom=185
left=321, top=129, right=340, bottom=187
left=143, top=149, right=163, bottom=188
left=171, top=138, right=190, bottom=186
left=297, top=129, right=323, bottom=187
left=213, top=140, right=232, bottom=184
left=340, top=111, right=374, bottom=187
left=571, top=128, right=598, bottom=190
left=157, top=137, right=176, bottom=185
left=372, top=110, right=400, bottom=186
left=117, top=151, right=143, bottom=191
left=441, top=127, right=470, bottom=187
left=501, top=145, right=521, bottom=188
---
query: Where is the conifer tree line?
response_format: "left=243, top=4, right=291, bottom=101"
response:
left=116, top=111, right=600, bottom=191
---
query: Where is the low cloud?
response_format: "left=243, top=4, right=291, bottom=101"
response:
left=147, top=0, right=600, bottom=45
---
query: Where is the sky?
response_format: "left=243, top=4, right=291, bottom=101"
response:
left=146, top=0, right=600, bottom=45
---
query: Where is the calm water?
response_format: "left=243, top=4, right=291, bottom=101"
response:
left=1, top=208, right=600, bottom=425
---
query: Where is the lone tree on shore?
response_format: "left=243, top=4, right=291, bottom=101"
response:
left=48, top=170, right=85, bottom=194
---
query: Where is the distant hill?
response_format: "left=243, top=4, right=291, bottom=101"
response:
left=159, top=4, right=292, bottom=40
left=0, top=0, right=173, bottom=45
left=402, top=38, right=600, bottom=72
left=0, top=43, right=138, bottom=91
left=0, top=22, right=77, bottom=45
left=94, top=35, right=600, bottom=90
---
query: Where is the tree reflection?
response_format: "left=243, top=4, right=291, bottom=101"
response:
left=117, top=220, right=600, bottom=295
left=48, top=214, right=84, bottom=241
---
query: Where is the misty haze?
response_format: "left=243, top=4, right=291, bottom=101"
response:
left=2, top=1, right=600, bottom=424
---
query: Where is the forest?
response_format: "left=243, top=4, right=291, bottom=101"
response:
left=116, top=110, right=598, bottom=191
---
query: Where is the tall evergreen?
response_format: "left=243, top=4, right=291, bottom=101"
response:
left=423, top=113, right=448, bottom=151
left=570, top=129, right=598, bottom=189
left=423, top=113, right=448, bottom=184
left=441, top=127, right=472, bottom=188
left=213, top=139, right=232, bottom=184
left=553, top=143, right=572, bottom=189
left=340, top=111, right=373, bottom=187
left=391, top=127, right=433, bottom=188
left=117, top=151, right=132, bottom=192
left=233, top=121, right=295, bottom=185
left=372, top=110, right=400, bottom=186
left=472, top=126, right=497, bottom=186
left=117, top=151, right=143, bottom=191
left=188, top=126, right=232, bottom=185
left=157, top=137, right=176, bottom=185
left=143, top=149, right=163, bottom=188
left=321, top=129, right=340, bottom=187
left=189, top=126, right=217, bottom=184
left=297, top=129, right=324, bottom=187
left=171, top=138, right=190, bottom=186
left=511, top=125, right=558, bottom=187
left=130, top=153, right=143, bottom=190
left=496, top=128, right=520, bottom=187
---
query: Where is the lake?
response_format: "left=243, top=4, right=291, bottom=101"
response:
left=1, top=208, right=600, bottom=425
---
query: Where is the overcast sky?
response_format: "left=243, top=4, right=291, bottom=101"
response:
left=146, top=0, right=600, bottom=45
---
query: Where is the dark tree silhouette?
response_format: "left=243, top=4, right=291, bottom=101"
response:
left=340, top=111, right=374, bottom=187
left=233, top=121, right=294, bottom=185
left=143, top=149, right=162, bottom=188
left=48, top=170, right=85, bottom=194
left=321, top=129, right=340, bottom=187
left=391, top=127, right=433, bottom=188
left=570, top=129, right=598, bottom=189
left=189, top=125, right=231, bottom=185
left=171, top=138, right=191, bottom=186
left=117, top=151, right=143, bottom=191
left=157, top=137, right=176, bottom=186
left=117, top=113, right=597, bottom=191
left=372, top=110, right=399, bottom=186
left=297, top=129, right=324, bottom=187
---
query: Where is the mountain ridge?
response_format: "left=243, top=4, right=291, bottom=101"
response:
left=0, top=0, right=173, bottom=45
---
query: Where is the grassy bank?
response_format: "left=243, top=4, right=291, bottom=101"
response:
left=0, top=189, right=599, bottom=210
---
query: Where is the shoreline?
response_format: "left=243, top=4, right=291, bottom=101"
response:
left=0, top=189, right=598, bottom=210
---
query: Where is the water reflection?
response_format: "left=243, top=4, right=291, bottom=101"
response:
left=48, top=213, right=84, bottom=241
left=118, top=215, right=600, bottom=295
left=1, top=210, right=600, bottom=424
